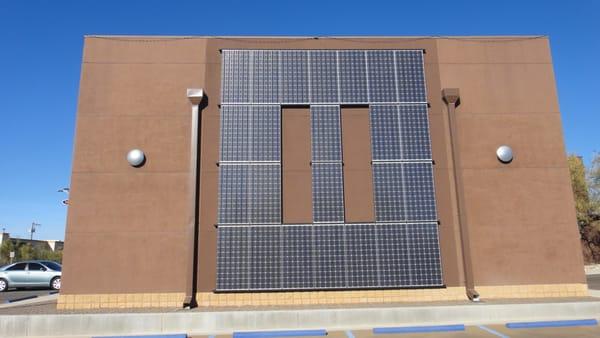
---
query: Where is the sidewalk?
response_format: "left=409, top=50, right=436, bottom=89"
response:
left=2, top=297, right=600, bottom=337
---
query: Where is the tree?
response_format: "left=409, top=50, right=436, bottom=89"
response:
left=18, top=243, right=35, bottom=261
left=589, top=152, right=600, bottom=213
left=0, top=240, right=16, bottom=265
left=568, top=155, right=592, bottom=227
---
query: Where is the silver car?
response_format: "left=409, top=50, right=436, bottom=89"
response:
left=0, top=260, right=62, bottom=292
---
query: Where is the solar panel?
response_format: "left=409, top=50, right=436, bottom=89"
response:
left=222, top=50, right=251, bottom=103
left=249, top=226, right=281, bottom=289
left=217, top=49, right=442, bottom=292
left=216, top=222, right=443, bottom=290
left=313, top=224, right=346, bottom=288
left=395, top=51, right=427, bottom=103
left=216, top=226, right=249, bottom=290
left=280, top=50, right=309, bottom=103
left=366, top=50, right=397, bottom=103
left=309, top=50, right=338, bottom=103
left=346, top=223, right=379, bottom=287
left=310, top=105, right=344, bottom=223
left=252, top=50, right=279, bottom=103
left=281, top=225, right=314, bottom=289
left=339, top=50, right=368, bottom=103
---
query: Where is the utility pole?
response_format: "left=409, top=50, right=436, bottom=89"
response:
left=28, top=222, right=41, bottom=241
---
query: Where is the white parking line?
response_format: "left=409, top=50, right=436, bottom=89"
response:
left=344, top=330, right=355, bottom=338
left=478, top=325, right=509, bottom=338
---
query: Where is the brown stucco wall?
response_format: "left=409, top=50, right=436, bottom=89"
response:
left=62, top=36, right=584, bottom=300
left=436, top=37, right=586, bottom=286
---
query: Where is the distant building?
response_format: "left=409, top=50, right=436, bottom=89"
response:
left=0, top=231, right=64, bottom=252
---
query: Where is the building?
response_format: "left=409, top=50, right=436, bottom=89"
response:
left=0, top=231, right=64, bottom=253
left=59, top=36, right=586, bottom=310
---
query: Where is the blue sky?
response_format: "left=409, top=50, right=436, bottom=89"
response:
left=0, top=1, right=598, bottom=240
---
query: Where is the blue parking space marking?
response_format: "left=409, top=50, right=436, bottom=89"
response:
left=478, top=325, right=509, bottom=338
left=373, top=324, right=465, bottom=334
left=233, top=329, right=327, bottom=338
left=506, top=319, right=598, bottom=329
left=344, top=330, right=355, bottom=338
left=208, top=335, right=216, bottom=338
left=92, top=335, right=187, bottom=338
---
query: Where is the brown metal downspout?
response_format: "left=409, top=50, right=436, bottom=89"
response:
left=442, top=88, right=480, bottom=302
left=184, top=89, right=205, bottom=308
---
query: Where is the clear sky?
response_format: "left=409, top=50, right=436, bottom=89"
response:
left=0, top=0, right=599, bottom=241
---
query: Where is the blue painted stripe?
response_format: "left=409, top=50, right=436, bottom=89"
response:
left=478, top=325, right=509, bottom=338
left=93, top=334, right=187, bottom=338
left=344, top=330, right=355, bottom=338
left=506, top=319, right=598, bottom=329
left=373, top=324, right=465, bottom=334
left=233, top=329, right=327, bottom=338
left=208, top=335, right=216, bottom=338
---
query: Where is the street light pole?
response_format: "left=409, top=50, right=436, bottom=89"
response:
left=28, top=222, right=41, bottom=241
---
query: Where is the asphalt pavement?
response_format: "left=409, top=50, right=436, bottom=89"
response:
left=0, top=287, right=56, bottom=303
left=587, top=274, right=600, bottom=290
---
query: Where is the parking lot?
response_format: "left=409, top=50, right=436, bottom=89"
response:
left=0, top=287, right=56, bottom=304
left=187, top=323, right=600, bottom=338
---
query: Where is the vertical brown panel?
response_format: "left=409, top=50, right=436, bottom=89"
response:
left=282, top=107, right=313, bottom=223
left=342, top=107, right=375, bottom=222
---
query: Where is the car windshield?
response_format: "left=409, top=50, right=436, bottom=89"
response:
left=42, top=261, right=62, bottom=271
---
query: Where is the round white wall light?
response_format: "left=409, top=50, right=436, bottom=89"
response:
left=127, top=149, right=145, bottom=167
left=496, top=145, right=513, bottom=164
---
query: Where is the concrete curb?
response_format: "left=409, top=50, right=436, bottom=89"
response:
left=2, top=300, right=600, bottom=337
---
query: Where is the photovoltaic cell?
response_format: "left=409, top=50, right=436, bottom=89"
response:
left=403, top=163, right=437, bottom=221
left=395, top=51, right=427, bottom=103
left=249, top=226, right=281, bottom=289
left=248, top=165, right=281, bottom=224
left=339, top=51, right=368, bottom=103
left=280, top=50, right=309, bottom=103
left=252, top=50, right=279, bottom=103
left=369, top=105, right=403, bottom=161
left=218, top=164, right=249, bottom=224
left=398, top=105, right=432, bottom=160
left=312, top=163, right=344, bottom=223
left=250, top=105, right=281, bottom=161
left=220, top=105, right=250, bottom=161
left=346, top=224, right=379, bottom=287
left=310, top=106, right=342, bottom=162
left=377, top=223, right=411, bottom=287
left=216, top=226, right=248, bottom=290
left=373, top=163, right=405, bottom=222
left=281, top=226, right=314, bottom=289
left=222, top=50, right=251, bottom=103
left=405, top=223, right=443, bottom=286
left=366, top=50, right=397, bottom=103
left=314, top=225, right=346, bottom=288
left=309, top=50, right=338, bottom=103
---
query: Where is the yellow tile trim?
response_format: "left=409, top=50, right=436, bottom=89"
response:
left=195, top=287, right=467, bottom=307
left=56, top=284, right=588, bottom=309
left=56, top=292, right=185, bottom=310
left=475, top=283, right=588, bottom=299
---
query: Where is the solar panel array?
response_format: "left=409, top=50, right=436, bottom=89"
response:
left=221, top=49, right=427, bottom=105
left=217, top=49, right=442, bottom=291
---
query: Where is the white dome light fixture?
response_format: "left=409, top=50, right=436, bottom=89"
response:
left=127, top=149, right=146, bottom=167
left=496, top=145, right=513, bottom=164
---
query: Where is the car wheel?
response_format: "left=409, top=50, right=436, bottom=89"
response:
left=50, top=277, right=61, bottom=291
left=0, top=278, right=7, bottom=292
